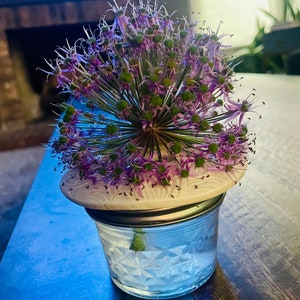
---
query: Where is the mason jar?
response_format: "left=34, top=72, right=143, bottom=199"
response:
left=86, top=193, right=224, bottom=299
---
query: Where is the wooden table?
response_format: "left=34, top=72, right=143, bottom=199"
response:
left=0, top=73, right=299, bottom=299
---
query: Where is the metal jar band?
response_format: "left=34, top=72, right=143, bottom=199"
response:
left=85, top=193, right=225, bottom=227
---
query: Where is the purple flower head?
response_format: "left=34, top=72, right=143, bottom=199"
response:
left=44, top=0, right=259, bottom=188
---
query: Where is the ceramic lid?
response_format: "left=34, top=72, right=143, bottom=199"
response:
left=60, top=163, right=246, bottom=210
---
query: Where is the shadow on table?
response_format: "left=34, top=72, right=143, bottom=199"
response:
left=112, top=262, right=238, bottom=300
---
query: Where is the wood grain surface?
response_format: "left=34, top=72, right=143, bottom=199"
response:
left=193, top=73, right=300, bottom=299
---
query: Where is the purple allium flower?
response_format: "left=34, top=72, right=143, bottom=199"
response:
left=45, top=0, right=258, bottom=188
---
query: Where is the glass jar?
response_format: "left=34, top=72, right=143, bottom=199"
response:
left=86, top=193, right=224, bottom=299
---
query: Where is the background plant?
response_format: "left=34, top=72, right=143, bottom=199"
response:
left=262, top=0, right=300, bottom=23
left=229, top=0, right=300, bottom=74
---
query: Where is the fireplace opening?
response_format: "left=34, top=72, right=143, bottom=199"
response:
left=6, top=21, right=99, bottom=118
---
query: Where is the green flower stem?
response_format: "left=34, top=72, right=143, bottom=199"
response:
left=129, top=228, right=147, bottom=252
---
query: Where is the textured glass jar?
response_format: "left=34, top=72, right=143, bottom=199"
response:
left=86, top=194, right=224, bottom=299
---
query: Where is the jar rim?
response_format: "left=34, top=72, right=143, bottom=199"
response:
left=85, top=193, right=224, bottom=227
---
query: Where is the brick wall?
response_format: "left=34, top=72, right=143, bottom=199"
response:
left=0, top=34, right=22, bottom=130
left=0, top=0, right=124, bottom=130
